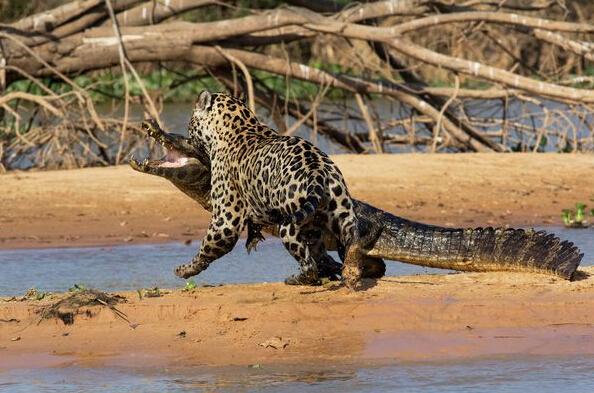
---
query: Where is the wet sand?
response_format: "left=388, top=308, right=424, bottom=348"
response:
left=1, top=267, right=593, bottom=369
left=1, top=153, right=593, bottom=249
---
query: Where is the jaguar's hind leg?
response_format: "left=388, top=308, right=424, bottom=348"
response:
left=279, top=223, right=320, bottom=285
left=324, top=195, right=363, bottom=289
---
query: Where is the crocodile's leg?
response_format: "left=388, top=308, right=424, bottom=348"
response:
left=337, top=244, right=386, bottom=279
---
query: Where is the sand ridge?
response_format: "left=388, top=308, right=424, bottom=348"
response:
left=1, top=153, right=593, bottom=249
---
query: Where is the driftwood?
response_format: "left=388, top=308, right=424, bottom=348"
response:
left=37, top=289, right=128, bottom=325
left=1, top=0, right=594, bottom=170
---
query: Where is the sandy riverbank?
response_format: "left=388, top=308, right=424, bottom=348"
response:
left=1, top=153, right=593, bottom=249
left=1, top=267, right=593, bottom=369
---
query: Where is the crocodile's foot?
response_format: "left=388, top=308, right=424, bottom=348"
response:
left=361, top=257, right=386, bottom=279
left=318, top=257, right=343, bottom=281
left=284, top=270, right=320, bottom=286
left=311, top=257, right=384, bottom=282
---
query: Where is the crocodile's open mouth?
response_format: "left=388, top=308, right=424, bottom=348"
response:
left=155, top=148, right=191, bottom=168
left=130, top=144, right=193, bottom=171
left=130, top=119, right=208, bottom=174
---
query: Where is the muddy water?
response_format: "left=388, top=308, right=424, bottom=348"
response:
left=0, top=227, right=591, bottom=297
left=2, top=356, right=594, bottom=392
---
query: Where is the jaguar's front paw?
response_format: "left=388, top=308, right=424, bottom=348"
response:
left=174, top=263, right=204, bottom=279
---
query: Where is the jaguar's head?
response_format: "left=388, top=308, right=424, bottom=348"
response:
left=188, top=91, right=259, bottom=153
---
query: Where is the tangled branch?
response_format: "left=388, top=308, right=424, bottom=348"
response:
left=1, top=0, right=593, bottom=170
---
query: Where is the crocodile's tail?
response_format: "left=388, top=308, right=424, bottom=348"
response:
left=362, top=207, right=583, bottom=280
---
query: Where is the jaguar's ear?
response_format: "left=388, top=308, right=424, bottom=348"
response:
left=195, top=90, right=212, bottom=112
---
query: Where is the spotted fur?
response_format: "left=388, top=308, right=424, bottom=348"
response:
left=173, top=91, right=363, bottom=287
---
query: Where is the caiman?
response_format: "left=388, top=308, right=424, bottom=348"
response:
left=130, top=120, right=583, bottom=281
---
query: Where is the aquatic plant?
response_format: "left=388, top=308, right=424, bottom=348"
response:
left=182, top=280, right=197, bottom=292
left=561, top=209, right=573, bottom=226
left=575, top=203, right=587, bottom=222
left=562, top=203, right=590, bottom=228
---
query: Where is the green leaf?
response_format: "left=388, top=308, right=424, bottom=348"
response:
left=182, top=280, right=197, bottom=292
left=575, top=203, right=587, bottom=222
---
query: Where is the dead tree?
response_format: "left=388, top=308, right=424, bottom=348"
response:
left=1, top=0, right=594, bottom=170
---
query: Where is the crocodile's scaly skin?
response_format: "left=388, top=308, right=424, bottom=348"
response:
left=131, top=120, right=583, bottom=281
left=355, top=202, right=582, bottom=279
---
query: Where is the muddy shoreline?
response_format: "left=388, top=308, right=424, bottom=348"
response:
left=1, top=267, right=593, bottom=370
left=1, top=153, right=593, bottom=250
